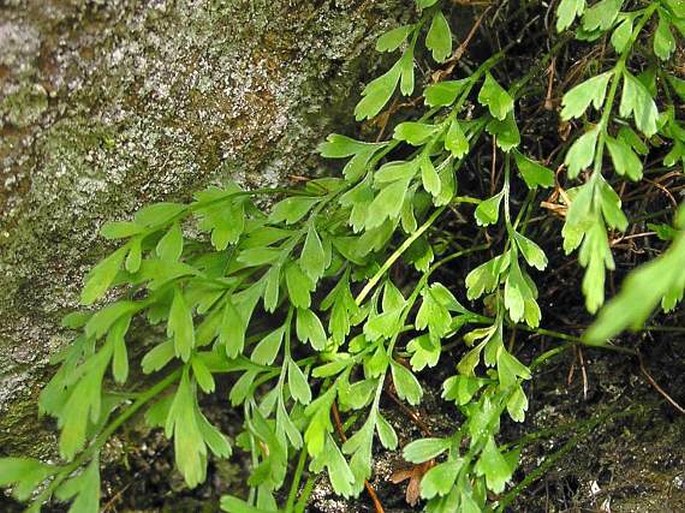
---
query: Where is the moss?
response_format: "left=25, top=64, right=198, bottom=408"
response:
left=1, top=83, right=48, bottom=128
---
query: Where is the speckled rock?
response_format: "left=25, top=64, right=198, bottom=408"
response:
left=0, top=0, right=408, bottom=457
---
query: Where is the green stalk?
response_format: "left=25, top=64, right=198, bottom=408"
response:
left=31, top=369, right=182, bottom=509
left=354, top=205, right=446, bottom=306
left=284, top=448, right=308, bottom=513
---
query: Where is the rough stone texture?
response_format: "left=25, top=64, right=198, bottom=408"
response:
left=0, top=0, right=407, bottom=457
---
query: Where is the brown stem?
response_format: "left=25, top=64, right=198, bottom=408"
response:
left=638, top=352, right=685, bottom=415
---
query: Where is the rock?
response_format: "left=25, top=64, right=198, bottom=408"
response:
left=0, top=0, right=408, bottom=458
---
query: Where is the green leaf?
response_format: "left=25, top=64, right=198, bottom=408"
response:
left=618, top=125, right=648, bottom=155
left=497, top=350, right=531, bottom=389
left=156, top=223, right=184, bottom=262
left=668, top=75, right=685, bottom=102
left=407, top=334, right=440, bottom=371
left=312, top=358, right=352, bottom=378
left=284, top=262, right=313, bottom=309
left=416, top=286, right=454, bottom=340
left=277, top=394, right=303, bottom=449
left=318, top=133, right=384, bottom=159
left=375, top=413, right=398, bottom=450
left=288, top=360, right=312, bottom=404
left=664, top=0, right=685, bottom=18
left=504, top=257, right=527, bottom=323
left=355, top=60, right=402, bottom=121
left=393, top=122, right=438, bottom=145
left=442, top=374, right=487, bottom=406
left=339, top=377, right=376, bottom=411
left=556, top=0, right=586, bottom=31
left=376, top=25, right=413, bottom=52
left=619, top=71, right=658, bottom=137
left=417, top=0, right=439, bottom=7
left=85, top=300, right=138, bottom=339
left=562, top=183, right=595, bottom=253
left=654, top=13, right=676, bottom=61
left=444, top=119, right=469, bottom=158
left=229, top=370, right=258, bottom=406
left=125, top=237, right=142, bottom=273
left=586, top=217, right=685, bottom=342
left=304, top=387, right=337, bottom=457
left=251, top=327, right=284, bottom=366
left=59, top=348, right=111, bottom=459
left=167, top=288, right=195, bottom=362
left=424, top=79, right=469, bottom=108
left=564, top=125, right=599, bottom=179
left=420, top=154, right=441, bottom=197
left=401, top=193, right=417, bottom=233
left=165, top=371, right=208, bottom=488
left=513, top=150, right=554, bottom=189
left=61, top=311, right=91, bottom=329
left=301, top=224, right=327, bottom=283
left=135, top=202, right=186, bottom=227
left=366, top=179, right=410, bottom=229
left=507, top=384, right=529, bottom=422
left=80, top=246, right=127, bottom=305
left=108, top=315, right=131, bottom=384
left=191, top=356, right=216, bottom=394
left=194, top=187, right=245, bottom=250
left=435, top=161, right=456, bottom=206
left=513, top=232, right=548, bottom=270
left=100, top=220, right=144, bottom=240
left=57, top=457, right=100, bottom=513
left=582, top=0, right=622, bottom=32
left=486, top=111, right=520, bottom=152
left=141, top=340, right=175, bottom=374
left=296, top=308, right=328, bottom=350
left=578, top=221, right=614, bottom=313
left=390, top=361, right=423, bottom=405
left=465, top=253, right=510, bottom=300
left=403, top=437, right=450, bottom=463
left=426, top=11, right=452, bottom=62
left=560, top=72, right=612, bottom=120
left=399, top=48, right=415, bottom=96
left=322, top=435, right=357, bottom=497
left=474, top=437, right=514, bottom=493
left=648, top=222, right=678, bottom=241
left=269, top=196, right=319, bottom=225
left=597, top=177, right=628, bottom=231
left=0, top=458, right=54, bottom=502
left=610, top=16, right=633, bottom=53
left=420, top=459, right=463, bottom=499
left=474, top=191, right=503, bottom=227
left=605, top=135, right=643, bottom=180
left=220, top=299, right=246, bottom=359
left=262, top=264, right=282, bottom=313
left=375, top=160, right=418, bottom=184
left=478, top=73, right=514, bottom=121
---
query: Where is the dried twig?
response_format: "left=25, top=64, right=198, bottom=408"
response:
left=638, top=352, right=685, bottom=414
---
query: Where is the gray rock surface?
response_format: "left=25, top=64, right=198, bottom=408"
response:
left=0, top=0, right=407, bottom=457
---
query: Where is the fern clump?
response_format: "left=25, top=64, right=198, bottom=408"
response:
left=2, top=1, right=684, bottom=512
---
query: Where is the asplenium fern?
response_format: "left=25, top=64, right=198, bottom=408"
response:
left=1, top=1, right=684, bottom=512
